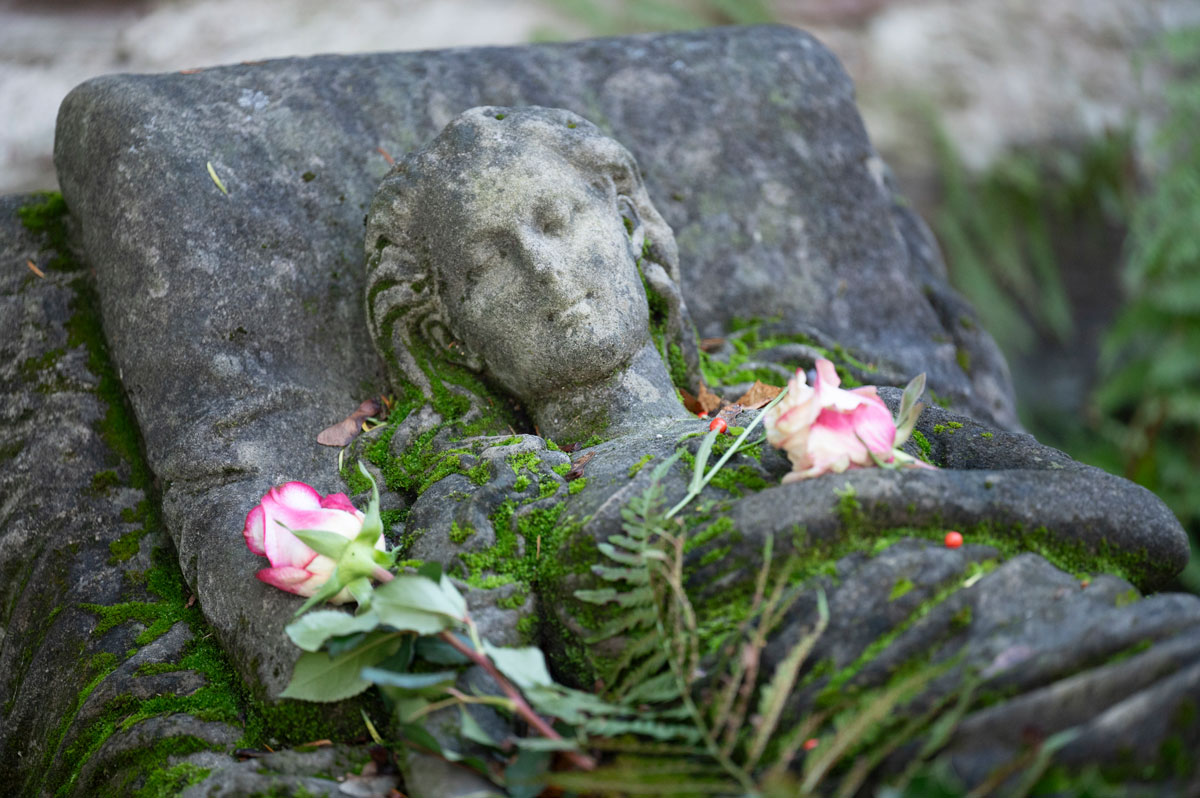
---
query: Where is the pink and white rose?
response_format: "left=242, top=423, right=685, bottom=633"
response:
left=243, top=481, right=384, bottom=603
left=765, top=359, right=917, bottom=482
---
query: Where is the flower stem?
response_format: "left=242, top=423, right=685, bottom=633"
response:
left=436, top=630, right=597, bottom=771
left=665, top=387, right=790, bottom=520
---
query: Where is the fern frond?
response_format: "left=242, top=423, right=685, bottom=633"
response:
left=745, top=589, right=829, bottom=769
left=591, top=564, right=651, bottom=583
left=586, top=606, right=662, bottom=643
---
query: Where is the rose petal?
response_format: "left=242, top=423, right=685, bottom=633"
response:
left=850, top=402, right=897, bottom=453
left=320, top=492, right=359, bottom=514
left=257, top=565, right=320, bottom=595
left=262, top=520, right=321, bottom=570
left=266, top=481, right=323, bottom=511
left=243, top=504, right=267, bottom=556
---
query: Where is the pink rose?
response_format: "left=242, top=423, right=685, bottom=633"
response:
left=243, top=481, right=383, bottom=603
left=765, top=359, right=899, bottom=482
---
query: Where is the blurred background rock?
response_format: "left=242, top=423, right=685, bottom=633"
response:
left=4, top=0, right=1198, bottom=587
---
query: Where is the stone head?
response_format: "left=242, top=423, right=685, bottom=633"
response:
left=365, top=106, right=692, bottom=414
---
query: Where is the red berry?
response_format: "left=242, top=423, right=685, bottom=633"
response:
left=944, top=531, right=963, bottom=549
left=709, top=417, right=728, bottom=434
left=698, top=412, right=709, bottom=419
left=803, top=738, right=819, bottom=751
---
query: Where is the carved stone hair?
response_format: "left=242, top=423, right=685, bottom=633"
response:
left=364, top=105, right=698, bottom=414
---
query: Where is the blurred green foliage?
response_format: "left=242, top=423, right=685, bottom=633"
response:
left=934, top=27, right=1200, bottom=591
left=933, top=128, right=1134, bottom=356
left=536, top=0, right=773, bottom=38
left=1095, top=27, right=1200, bottom=588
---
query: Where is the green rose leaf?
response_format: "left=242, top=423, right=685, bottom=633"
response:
left=459, top=705, right=499, bottom=749
left=280, top=630, right=402, bottom=702
left=482, top=643, right=553, bottom=690
left=360, top=667, right=458, bottom=690
left=373, top=574, right=467, bottom=633
left=416, top=633, right=473, bottom=665
left=285, top=609, right=381, bottom=652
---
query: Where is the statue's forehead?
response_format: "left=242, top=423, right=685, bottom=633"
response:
left=426, top=149, right=599, bottom=223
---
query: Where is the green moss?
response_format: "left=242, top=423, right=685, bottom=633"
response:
left=19, top=347, right=66, bottom=383
left=699, top=319, right=875, bottom=391
left=497, top=590, right=530, bottom=610
left=955, top=347, right=972, bottom=373
left=698, top=545, right=732, bottom=567
left=459, top=500, right=585, bottom=593
left=466, top=460, right=491, bottom=486
left=552, top=463, right=571, bottom=476
left=90, top=469, right=120, bottom=495
left=889, top=577, right=915, bottom=601
left=508, top=451, right=542, bottom=475
left=301, top=171, right=316, bottom=182
left=514, top=474, right=531, bottom=492
left=133, top=760, right=210, bottom=797
left=911, top=430, right=933, bottom=464
left=677, top=448, right=767, bottom=498
left=18, top=192, right=75, bottom=272
left=628, top=454, right=654, bottom=478
left=1115, top=588, right=1141, bottom=607
left=568, top=478, right=587, bottom=495
left=981, top=432, right=993, bottom=439
left=449, top=521, right=475, bottom=544
left=667, top=343, right=689, bottom=389
left=516, top=615, right=538, bottom=642
left=684, top=516, right=735, bottom=554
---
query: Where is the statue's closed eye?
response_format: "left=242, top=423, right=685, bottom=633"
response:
left=534, top=200, right=574, bottom=236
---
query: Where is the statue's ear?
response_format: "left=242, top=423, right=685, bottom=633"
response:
left=419, top=315, right=484, bottom=372
left=617, top=195, right=646, bottom=257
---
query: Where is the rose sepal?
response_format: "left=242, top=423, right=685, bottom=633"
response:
left=893, top=372, right=926, bottom=448
left=285, top=526, right=353, bottom=560
left=288, top=464, right=396, bottom=617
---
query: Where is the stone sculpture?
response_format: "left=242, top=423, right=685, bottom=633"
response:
left=5, top=24, right=1193, bottom=797
left=356, top=105, right=1200, bottom=794
left=364, top=104, right=698, bottom=443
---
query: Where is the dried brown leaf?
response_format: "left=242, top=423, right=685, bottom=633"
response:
left=697, top=381, right=723, bottom=414
left=734, top=380, right=782, bottom=410
left=677, top=388, right=704, bottom=415
left=26, top=259, right=45, bottom=278
left=317, top=398, right=383, bottom=447
left=700, top=337, right=725, bottom=353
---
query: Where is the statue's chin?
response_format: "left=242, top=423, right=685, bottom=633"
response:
left=497, top=329, right=646, bottom=401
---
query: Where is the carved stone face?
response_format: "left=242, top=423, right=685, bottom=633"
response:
left=426, top=150, right=650, bottom=400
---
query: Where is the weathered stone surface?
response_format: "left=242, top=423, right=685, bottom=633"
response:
left=53, top=25, right=1014, bottom=694
left=41, top=22, right=1197, bottom=796
left=757, top=542, right=1200, bottom=791
left=181, top=745, right=399, bottom=798
left=0, top=194, right=245, bottom=796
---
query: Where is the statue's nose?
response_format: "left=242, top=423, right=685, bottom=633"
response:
left=515, top=228, right=569, bottom=287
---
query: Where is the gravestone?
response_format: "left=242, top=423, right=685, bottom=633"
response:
left=0, top=22, right=1188, bottom=798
